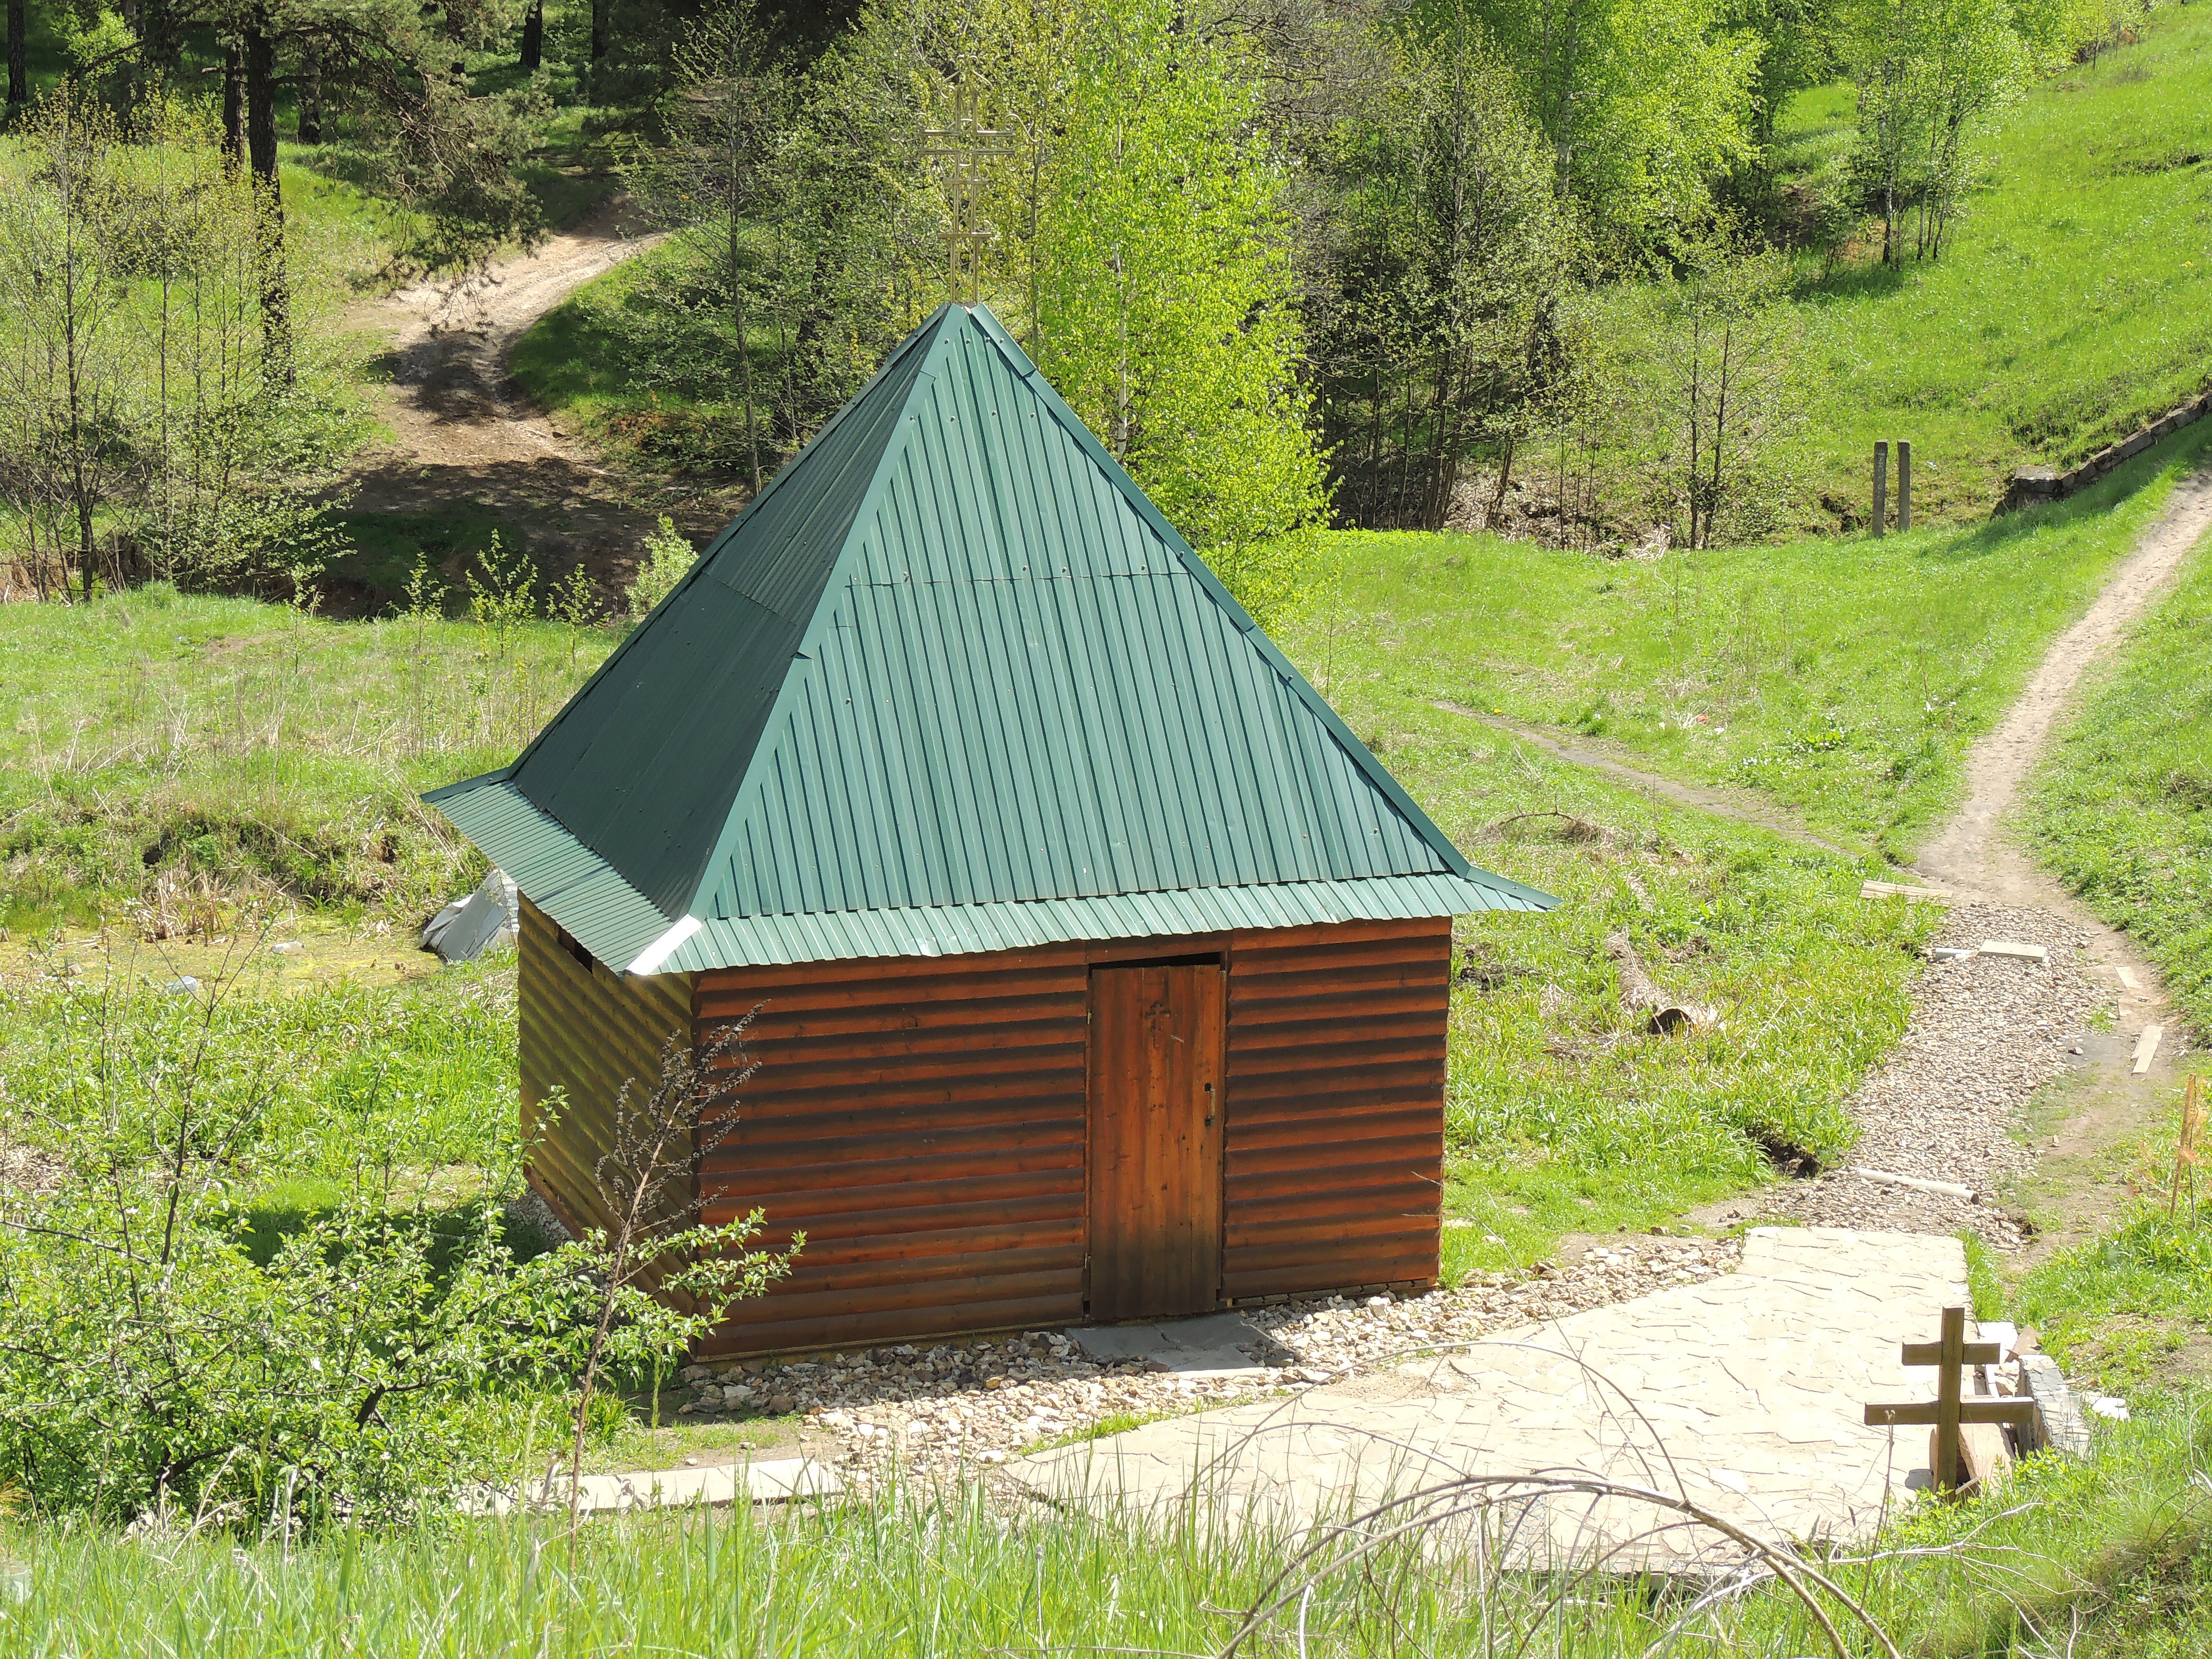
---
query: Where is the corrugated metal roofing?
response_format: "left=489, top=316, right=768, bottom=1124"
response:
left=427, top=302, right=1555, bottom=973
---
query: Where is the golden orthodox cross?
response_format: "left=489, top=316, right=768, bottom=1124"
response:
left=922, top=79, right=1009, bottom=303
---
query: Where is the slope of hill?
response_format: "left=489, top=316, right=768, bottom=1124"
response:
left=1779, top=5, right=2212, bottom=523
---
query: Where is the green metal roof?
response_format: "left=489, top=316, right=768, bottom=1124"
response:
left=427, top=302, right=1554, bottom=973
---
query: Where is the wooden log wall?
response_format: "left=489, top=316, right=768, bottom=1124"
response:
left=518, top=898, right=696, bottom=1240
left=691, top=946, right=1094, bottom=1357
left=686, top=917, right=1449, bottom=1358
left=1219, top=919, right=1450, bottom=1303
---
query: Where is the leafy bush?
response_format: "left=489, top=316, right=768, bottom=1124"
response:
left=626, top=517, right=699, bottom=624
left=0, top=954, right=786, bottom=1531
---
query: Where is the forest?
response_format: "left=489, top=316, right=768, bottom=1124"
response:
left=0, top=0, right=2164, bottom=621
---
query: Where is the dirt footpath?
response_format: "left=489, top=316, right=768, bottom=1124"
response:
left=1746, top=475, right=2212, bottom=1262
left=341, top=203, right=725, bottom=595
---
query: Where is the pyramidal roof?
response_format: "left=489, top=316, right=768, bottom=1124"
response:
left=427, top=303, right=1553, bottom=974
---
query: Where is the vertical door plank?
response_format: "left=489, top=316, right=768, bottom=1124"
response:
left=1087, top=962, right=1225, bottom=1321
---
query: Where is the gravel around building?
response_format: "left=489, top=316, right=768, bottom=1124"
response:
left=677, top=1233, right=1745, bottom=1485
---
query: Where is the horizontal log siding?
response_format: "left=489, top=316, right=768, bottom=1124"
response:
left=518, top=898, right=695, bottom=1240
left=1220, top=919, right=1449, bottom=1301
left=692, top=945, right=1093, bottom=1357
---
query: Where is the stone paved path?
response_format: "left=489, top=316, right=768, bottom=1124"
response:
left=1012, top=1228, right=1971, bottom=1571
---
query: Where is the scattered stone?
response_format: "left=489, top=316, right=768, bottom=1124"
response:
left=1854, top=1167, right=1975, bottom=1201
left=2020, top=1353, right=2092, bottom=1458
left=1863, top=879, right=1952, bottom=903
left=270, top=941, right=306, bottom=955
left=1761, top=903, right=2104, bottom=1250
left=717, top=1235, right=1747, bottom=1487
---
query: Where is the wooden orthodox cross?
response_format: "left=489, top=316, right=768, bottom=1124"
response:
left=922, top=79, right=1009, bottom=303
left=1863, top=1305, right=2039, bottom=1493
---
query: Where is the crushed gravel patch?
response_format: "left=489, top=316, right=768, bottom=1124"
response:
left=679, top=1234, right=1743, bottom=1485
left=1756, top=902, right=2111, bottom=1248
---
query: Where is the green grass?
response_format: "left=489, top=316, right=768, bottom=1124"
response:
left=2005, top=1061, right=2212, bottom=1400
left=507, top=230, right=773, bottom=475
left=0, top=586, right=611, bottom=934
left=3, top=1398, right=2208, bottom=1656
left=1773, top=5, right=2212, bottom=522
left=0, top=952, right=522, bottom=1178
left=2026, top=523, right=2212, bottom=1035
left=1269, top=613, right=1936, bottom=1277
left=1288, top=420, right=2212, bottom=864
left=322, top=505, right=541, bottom=610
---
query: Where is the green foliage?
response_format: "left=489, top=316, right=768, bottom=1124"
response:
left=1634, top=237, right=1806, bottom=548
left=0, top=960, right=593, bottom=1527
left=0, top=947, right=790, bottom=1530
left=0, top=94, right=370, bottom=600
left=1461, top=0, right=1762, bottom=244
left=2027, top=533, right=2212, bottom=1034
left=624, top=0, right=793, bottom=493
left=625, top=515, right=697, bottom=624
left=1313, top=9, right=1575, bottom=532
left=1012, top=0, right=1327, bottom=627
left=465, top=532, right=541, bottom=658
left=1841, top=0, right=2032, bottom=263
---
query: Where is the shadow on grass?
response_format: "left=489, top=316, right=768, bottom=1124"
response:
left=238, top=1177, right=570, bottom=1274
left=1905, top=415, right=2212, bottom=568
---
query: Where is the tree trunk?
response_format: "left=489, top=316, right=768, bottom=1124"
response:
left=222, top=41, right=245, bottom=171
left=520, top=0, right=543, bottom=72
left=590, top=0, right=607, bottom=69
left=5, top=0, right=24, bottom=118
left=730, top=212, right=760, bottom=493
left=245, top=14, right=292, bottom=385
left=298, top=46, right=323, bottom=144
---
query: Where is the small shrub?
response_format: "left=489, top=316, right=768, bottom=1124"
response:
left=626, top=517, right=699, bottom=625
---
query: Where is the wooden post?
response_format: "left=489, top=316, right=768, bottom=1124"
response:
left=1932, top=1303, right=1964, bottom=1488
left=1872, top=441, right=1888, bottom=537
left=1865, top=1304, right=2039, bottom=1494
left=1898, top=440, right=1912, bottom=533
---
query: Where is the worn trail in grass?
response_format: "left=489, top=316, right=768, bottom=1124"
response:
left=334, top=201, right=700, bottom=612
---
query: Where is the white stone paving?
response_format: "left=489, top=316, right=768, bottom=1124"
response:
left=1011, top=1228, right=1971, bottom=1571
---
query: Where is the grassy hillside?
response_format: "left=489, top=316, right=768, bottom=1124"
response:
left=0, top=588, right=605, bottom=937
left=1777, top=5, right=2212, bottom=522
left=515, top=7, right=2212, bottom=529
left=1281, top=421, right=2212, bottom=863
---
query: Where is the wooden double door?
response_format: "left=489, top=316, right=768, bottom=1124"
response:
left=1084, top=959, right=1226, bottom=1322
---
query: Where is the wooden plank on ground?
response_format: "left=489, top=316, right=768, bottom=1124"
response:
left=1980, top=940, right=2049, bottom=962
left=2134, top=1024, right=2164, bottom=1076
left=1861, top=880, right=1951, bottom=903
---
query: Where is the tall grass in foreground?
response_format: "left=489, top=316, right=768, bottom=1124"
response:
left=1, top=1400, right=2205, bottom=1657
